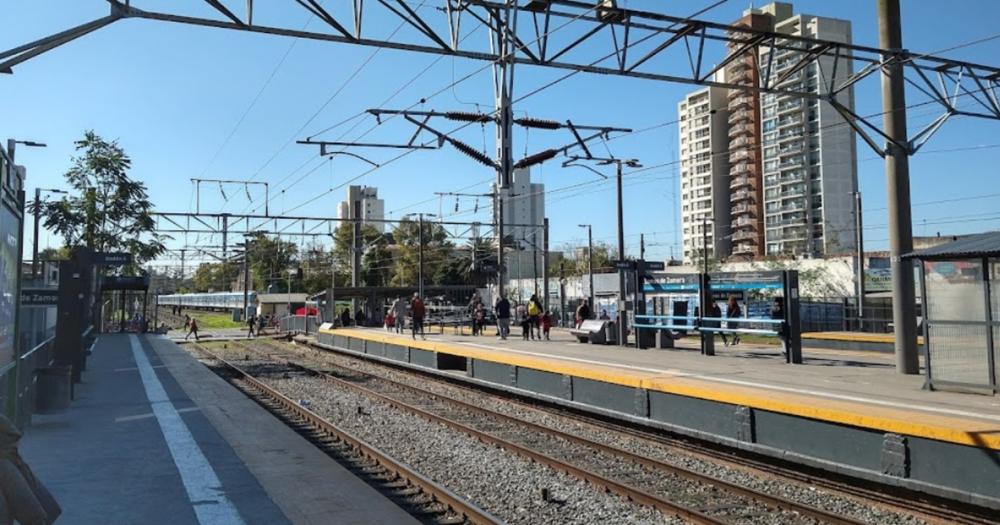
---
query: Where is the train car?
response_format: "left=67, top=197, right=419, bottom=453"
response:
left=157, top=291, right=258, bottom=312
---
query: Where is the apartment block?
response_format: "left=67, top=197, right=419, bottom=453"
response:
left=676, top=2, right=857, bottom=263
left=678, top=85, right=731, bottom=265
left=759, top=7, right=858, bottom=257
left=337, top=186, right=386, bottom=233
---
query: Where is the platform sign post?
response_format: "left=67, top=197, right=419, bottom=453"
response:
left=699, top=273, right=714, bottom=356
left=783, top=270, right=802, bottom=364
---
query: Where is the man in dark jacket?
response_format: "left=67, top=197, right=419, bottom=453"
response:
left=494, top=294, right=511, bottom=340
left=575, top=299, right=591, bottom=328
left=410, top=293, right=426, bottom=340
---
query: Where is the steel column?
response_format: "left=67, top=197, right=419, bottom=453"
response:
left=878, top=0, right=919, bottom=374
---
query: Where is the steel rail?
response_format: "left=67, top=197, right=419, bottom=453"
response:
left=294, top=336, right=999, bottom=525
left=193, top=344, right=503, bottom=525
left=265, top=344, right=863, bottom=525
left=233, top=340, right=830, bottom=524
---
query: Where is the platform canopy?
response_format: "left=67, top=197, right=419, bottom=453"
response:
left=904, top=231, right=1000, bottom=260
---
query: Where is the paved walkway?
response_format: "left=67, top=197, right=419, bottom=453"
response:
left=20, top=333, right=418, bottom=525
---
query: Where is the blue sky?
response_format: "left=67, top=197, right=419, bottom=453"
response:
left=3, top=0, right=1000, bottom=264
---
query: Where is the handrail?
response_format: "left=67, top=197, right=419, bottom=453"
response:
left=20, top=335, right=55, bottom=361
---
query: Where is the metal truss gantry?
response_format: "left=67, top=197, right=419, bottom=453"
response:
left=4, top=1, right=999, bottom=155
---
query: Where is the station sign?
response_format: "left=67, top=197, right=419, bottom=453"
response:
left=641, top=260, right=665, bottom=271
left=643, top=273, right=699, bottom=293
left=614, top=260, right=636, bottom=270
left=20, top=289, right=59, bottom=307
left=95, top=252, right=133, bottom=266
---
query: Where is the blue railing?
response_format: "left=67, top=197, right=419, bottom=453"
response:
left=633, top=314, right=784, bottom=336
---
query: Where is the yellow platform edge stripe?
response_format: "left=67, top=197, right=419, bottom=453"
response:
left=319, top=328, right=999, bottom=450
left=803, top=331, right=925, bottom=345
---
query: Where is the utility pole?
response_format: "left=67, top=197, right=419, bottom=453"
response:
left=853, top=191, right=866, bottom=327
left=32, top=188, right=40, bottom=280
left=242, top=240, right=250, bottom=320
left=352, top=201, right=361, bottom=316
left=493, top=0, right=517, bottom=300
left=878, top=0, right=919, bottom=374
left=702, top=216, right=709, bottom=276
left=640, top=233, right=645, bottom=261
left=418, top=213, right=425, bottom=299
left=559, top=260, right=566, bottom=327
left=542, top=218, right=549, bottom=312
left=329, top=235, right=337, bottom=325
left=616, top=162, right=627, bottom=346
left=579, top=224, right=594, bottom=318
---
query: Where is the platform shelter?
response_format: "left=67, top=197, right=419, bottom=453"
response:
left=906, top=231, right=1000, bottom=394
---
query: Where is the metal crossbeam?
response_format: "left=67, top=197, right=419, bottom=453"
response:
left=3, top=0, right=998, bottom=155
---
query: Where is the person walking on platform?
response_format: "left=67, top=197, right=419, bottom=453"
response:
left=410, top=293, right=426, bottom=340
left=474, top=303, right=486, bottom=336
left=722, top=296, right=741, bottom=346
left=527, top=294, right=543, bottom=340
left=391, top=296, right=407, bottom=334
left=246, top=314, right=256, bottom=339
left=185, top=317, right=200, bottom=341
left=495, top=294, right=511, bottom=340
left=540, top=311, right=552, bottom=340
left=575, top=299, right=591, bottom=328
left=257, top=314, right=266, bottom=336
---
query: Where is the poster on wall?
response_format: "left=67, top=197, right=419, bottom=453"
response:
left=0, top=203, right=19, bottom=367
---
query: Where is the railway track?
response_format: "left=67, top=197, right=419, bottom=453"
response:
left=289, top=336, right=1000, bottom=525
left=220, top=339, right=873, bottom=525
left=190, top=342, right=502, bottom=525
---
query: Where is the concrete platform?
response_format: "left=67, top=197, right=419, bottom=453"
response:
left=314, top=327, right=1000, bottom=510
left=20, top=333, right=419, bottom=525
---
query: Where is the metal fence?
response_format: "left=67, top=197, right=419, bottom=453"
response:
left=280, top=315, right=321, bottom=334
left=798, top=296, right=904, bottom=334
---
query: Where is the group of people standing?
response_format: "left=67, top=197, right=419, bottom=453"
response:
left=383, top=293, right=427, bottom=340
left=490, top=293, right=551, bottom=341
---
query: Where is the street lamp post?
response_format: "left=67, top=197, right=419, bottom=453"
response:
left=32, top=187, right=66, bottom=280
left=567, top=156, right=640, bottom=346
left=7, top=139, right=48, bottom=279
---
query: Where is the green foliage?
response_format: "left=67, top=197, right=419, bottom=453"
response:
left=192, top=262, right=237, bottom=292
left=558, top=242, right=616, bottom=276
left=30, top=131, right=167, bottom=268
left=390, top=217, right=454, bottom=286
left=246, top=233, right=298, bottom=291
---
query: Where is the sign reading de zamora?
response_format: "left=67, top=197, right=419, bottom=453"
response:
left=21, top=289, right=59, bottom=307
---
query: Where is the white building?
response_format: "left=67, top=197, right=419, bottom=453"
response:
left=759, top=7, right=857, bottom=257
left=678, top=83, right=731, bottom=265
left=494, top=168, right=545, bottom=280
left=337, top=186, right=385, bottom=233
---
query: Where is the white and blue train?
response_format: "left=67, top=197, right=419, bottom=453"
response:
left=158, top=291, right=258, bottom=312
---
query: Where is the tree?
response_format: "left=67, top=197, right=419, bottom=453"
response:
left=332, top=222, right=390, bottom=287
left=31, top=131, right=167, bottom=269
left=390, top=218, right=454, bottom=286
left=559, top=241, right=615, bottom=276
left=241, top=233, right=298, bottom=292
left=192, top=262, right=236, bottom=292
left=37, top=247, right=70, bottom=261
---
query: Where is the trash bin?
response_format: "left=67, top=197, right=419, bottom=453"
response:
left=35, top=366, right=72, bottom=413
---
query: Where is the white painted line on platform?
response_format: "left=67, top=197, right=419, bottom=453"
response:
left=129, top=335, right=246, bottom=525
left=115, top=365, right=166, bottom=372
left=115, top=406, right=200, bottom=423
left=455, top=341, right=1000, bottom=423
